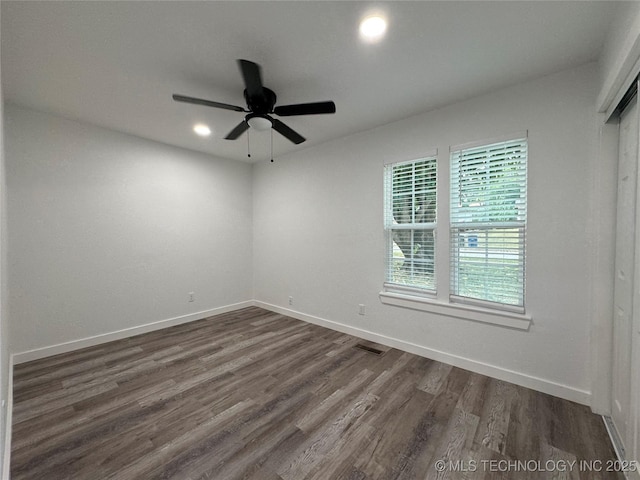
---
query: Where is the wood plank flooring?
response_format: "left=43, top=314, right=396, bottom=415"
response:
left=11, top=307, right=618, bottom=479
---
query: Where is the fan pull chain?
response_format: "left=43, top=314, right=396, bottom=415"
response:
left=247, top=128, right=251, bottom=158
left=270, top=128, right=274, bottom=163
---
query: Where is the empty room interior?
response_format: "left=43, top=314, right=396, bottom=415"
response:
left=1, top=1, right=640, bottom=478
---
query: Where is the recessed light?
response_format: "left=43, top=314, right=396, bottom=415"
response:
left=193, top=123, right=211, bottom=137
left=359, top=15, right=387, bottom=42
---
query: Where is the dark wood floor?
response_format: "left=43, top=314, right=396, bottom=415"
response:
left=11, top=307, right=617, bottom=479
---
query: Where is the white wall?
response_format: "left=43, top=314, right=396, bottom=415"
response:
left=253, top=63, right=607, bottom=404
left=6, top=105, right=253, bottom=355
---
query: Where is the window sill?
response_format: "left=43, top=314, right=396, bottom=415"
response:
left=378, top=291, right=532, bottom=330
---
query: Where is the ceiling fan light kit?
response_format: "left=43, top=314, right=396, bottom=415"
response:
left=173, top=59, right=336, bottom=159
left=246, top=115, right=272, bottom=131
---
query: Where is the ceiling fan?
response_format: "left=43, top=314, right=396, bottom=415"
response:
left=173, top=59, right=336, bottom=145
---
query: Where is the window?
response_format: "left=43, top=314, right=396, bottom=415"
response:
left=380, top=135, right=530, bottom=327
left=384, top=155, right=437, bottom=293
left=450, top=137, right=527, bottom=311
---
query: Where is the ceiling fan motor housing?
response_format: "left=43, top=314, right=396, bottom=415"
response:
left=245, top=87, right=276, bottom=114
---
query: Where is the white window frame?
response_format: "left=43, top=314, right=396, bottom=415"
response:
left=380, top=134, right=531, bottom=330
left=383, top=152, right=438, bottom=296
left=450, top=135, right=527, bottom=312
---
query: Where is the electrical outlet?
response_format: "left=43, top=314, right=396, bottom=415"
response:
left=358, top=304, right=366, bottom=315
left=188, top=292, right=195, bottom=302
left=289, top=296, right=294, bottom=306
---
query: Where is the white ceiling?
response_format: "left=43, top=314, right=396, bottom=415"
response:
left=1, top=1, right=618, bottom=163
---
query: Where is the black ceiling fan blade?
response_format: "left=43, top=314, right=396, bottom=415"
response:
left=274, top=101, right=336, bottom=117
left=272, top=119, right=306, bottom=144
left=225, top=120, right=250, bottom=140
left=172, top=94, right=245, bottom=112
left=238, top=60, right=264, bottom=99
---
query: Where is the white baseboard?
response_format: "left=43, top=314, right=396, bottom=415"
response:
left=2, top=355, right=13, bottom=480
left=10, top=299, right=591, bottom=406
left=253, top=300, right=591, bottom=406
left=13, top=301, right=254, bottom=365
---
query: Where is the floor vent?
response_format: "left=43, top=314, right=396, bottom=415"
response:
left=353, top=343, right=386, bottom=356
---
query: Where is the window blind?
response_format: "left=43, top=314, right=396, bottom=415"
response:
left=450, top=137, right=527, bottom=309
left=384, top=157, right=437, bottom=292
